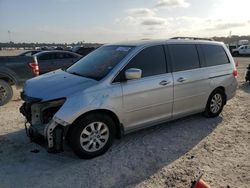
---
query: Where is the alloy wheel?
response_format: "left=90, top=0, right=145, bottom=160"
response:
left=210, top=93, right=223, bottom=114
left=0, top=85, right=7, bottom=103
left=80, top=122, right=109, bottom=152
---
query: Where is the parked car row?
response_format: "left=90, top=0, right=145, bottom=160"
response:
left=232, top=45, right=250, bottom=57
left=71, top=46, right=96, bottom=56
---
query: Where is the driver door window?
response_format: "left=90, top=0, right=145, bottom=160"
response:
left=114, top=45, right=167, bottom=82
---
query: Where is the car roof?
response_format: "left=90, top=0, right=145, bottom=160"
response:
left=109, top=39, right=224, bottom=47
left=27, top=50, right=41, bottom=52
left=34, top=50, right=81, bottom=57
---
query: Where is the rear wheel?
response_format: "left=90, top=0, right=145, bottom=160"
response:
left=69, top=113, right=115, bottom=159
left=204, top=89, right=226, bottom=117
left=0, top=80, right=13, bottom=106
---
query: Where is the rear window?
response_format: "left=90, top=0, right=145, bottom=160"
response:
left=201, top=44, right=229, bottom=66
left=168, top=44, right=200, bottom=72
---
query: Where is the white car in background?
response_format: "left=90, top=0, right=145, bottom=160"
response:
left=232, top=45, right=250, bottom=56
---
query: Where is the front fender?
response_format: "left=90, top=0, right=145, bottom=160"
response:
left=54, top=87, right=122, bottom=125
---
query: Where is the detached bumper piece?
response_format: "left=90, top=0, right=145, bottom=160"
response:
left=24, top=121, right=64, bottom=153
left=45, top=121, right=64, bottom=153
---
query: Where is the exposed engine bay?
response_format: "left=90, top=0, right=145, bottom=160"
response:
left=20, top=95, right=66, bottom=153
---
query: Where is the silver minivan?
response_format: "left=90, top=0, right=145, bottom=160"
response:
left=20, top=39, right=238, bottom=158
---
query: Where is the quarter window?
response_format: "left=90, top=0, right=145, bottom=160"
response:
left=201, top=44, right=229, bottom=66
left=168, top=44, right=200, bottom=72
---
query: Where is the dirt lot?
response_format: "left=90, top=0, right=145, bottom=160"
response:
left=0, top=51, right=249, bottom=188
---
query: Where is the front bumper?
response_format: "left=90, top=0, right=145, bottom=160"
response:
left=20, top=97, right=66, bottom=153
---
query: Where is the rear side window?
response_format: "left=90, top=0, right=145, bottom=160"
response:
left=201, top=44, right=229, bottom=66
left=65, top=53, right=76, bottom=58
left=55, top=53, right=65, bottom=59
left=55, top=53, right=74, bottom=59
left=123, top=45, right=167, bottom=78
left=38, top=53, right=55, bottom=60
left=168, top=44, right=200, bottom=72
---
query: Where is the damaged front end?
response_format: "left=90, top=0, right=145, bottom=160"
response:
left=20, top=92, right=67, bottom=153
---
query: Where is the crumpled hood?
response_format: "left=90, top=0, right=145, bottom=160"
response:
left=23, top=69, right=98, bottom=101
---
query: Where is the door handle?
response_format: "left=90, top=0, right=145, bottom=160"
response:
left=177, top=77, right=187, bottom=82
left=159, top=80, right=171, bottom=86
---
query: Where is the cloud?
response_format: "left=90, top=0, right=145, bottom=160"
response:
left=207, top=22, right=246, bottom=31
left=127, top=8, right=155, bottom=17
left=155, top=0, right=190, bottom=8
left=141, top=17, right=167, bottom=25
left=116, top=8, right=167, bottom=27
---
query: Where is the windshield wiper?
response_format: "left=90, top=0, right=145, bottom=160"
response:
left=67, top=71, right=83, bottom=77
left=68, top=71, right=99, bottom=80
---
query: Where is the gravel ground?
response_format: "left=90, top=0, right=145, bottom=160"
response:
left=0, top=52, right=249, bottom=188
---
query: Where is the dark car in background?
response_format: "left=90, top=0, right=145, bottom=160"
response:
left=0, top=56, right=39, bottom=106
left=0, top=50, right=81, bottom=106
left=34, top=50, right=82, bottom=74
left=71, top=46, right=96, bottom=56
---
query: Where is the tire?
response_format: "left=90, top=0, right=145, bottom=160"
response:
left=0, top=80, right=13, bottom=106
left=204, top=89, right=226, bottom=118
left=69, top=113, right=115, bottom=159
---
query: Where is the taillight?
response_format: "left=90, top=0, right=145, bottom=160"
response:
left=233, top=69, right=238, bottom=77
left=29, top=61, right=39, bottom=76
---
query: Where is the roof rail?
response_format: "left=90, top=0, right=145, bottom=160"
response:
left=170, top=37, right=213, bottom=41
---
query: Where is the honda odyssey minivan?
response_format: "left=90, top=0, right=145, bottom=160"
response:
left=20, top=39, right=238, bottom=158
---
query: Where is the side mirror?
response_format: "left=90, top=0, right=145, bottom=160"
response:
left=125, top=68, right=142, bottom=80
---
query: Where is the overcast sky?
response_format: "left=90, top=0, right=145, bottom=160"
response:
left=0, top=0, right=249, bottom=43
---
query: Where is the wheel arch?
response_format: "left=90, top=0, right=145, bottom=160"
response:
left=66, top=109, right=123, bottom=140
left=210, top=86, right=227, bottom=105
left=216, top=86, right=226, bottom=103
left=0, top=73, right=16, bottom=86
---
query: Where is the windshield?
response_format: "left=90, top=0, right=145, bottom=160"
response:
left=67, top=45, right=134, bottom=80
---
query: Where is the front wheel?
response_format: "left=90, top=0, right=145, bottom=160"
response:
left=69, top=113, right=115, bottom=159
left=204, top=89, right=226, bottom=117
left=0, top=80, right=13, bottom=106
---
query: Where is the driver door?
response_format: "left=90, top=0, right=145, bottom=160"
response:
left=114, top=45, right=173, bottom=130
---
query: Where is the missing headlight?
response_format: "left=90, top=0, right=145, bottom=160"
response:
left=39, top=99, right=65, bottom=124
left=29, top=98, right=66, bottom=126
left=41, top=106, right=62, bottom=124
